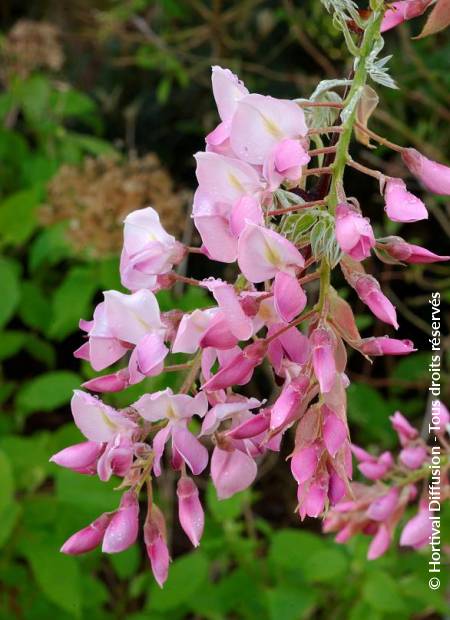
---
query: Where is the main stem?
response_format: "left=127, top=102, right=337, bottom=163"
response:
left=317, top=5, right=385, bottom=312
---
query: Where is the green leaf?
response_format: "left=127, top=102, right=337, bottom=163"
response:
left=29, top=224, right=72, bottom=272
left=206, top=481, right=251, bottom=521
left=64, top=132, right=117, bottom=157
left=304, top=547, right=348, bottom=582
left=0, top=502, right=21, bottom=548
left=23, top=541, right=82, bottom=618
left=0, top=450, right=14, bottom=507
left=0, top=433, right=50, bottom=490
left=0, top=257, right=20, bottom=329
left=18, top=281, right=51, bottom=332
left=0, top=186, right=42, bottom=246
left=392, top=352, right=431, bottom=383
left=49, top=266, right=97, bottom=339
left=0, top=330, right=25, bottom=360
left=266, top=587, right=317, bottom=620
left=347, top=383, right=394, bottom=444
left=363, top=570, right=406, bottom=613
left=16, top=371, right=81, bottom=414
left=109, top=545, right=141, bottom=579
left=23, top=334, right=56, bottom=367
left=148, top=552, right=209, bottom=612
left=55, top=468, right=117, bottom=515
left=269, top=529, right=325, bottom=572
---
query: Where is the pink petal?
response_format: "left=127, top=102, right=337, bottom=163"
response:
left=229, top=195, right=264, bottom=237
left=211, top=65, right=249, bottom=122
left=61, top=514, right=112, bottom=555
left=322, top=407, right=347, bottom=457
left=211, top=446, right=257, bottom=499
left=291, top=444, right=320, bottom=484
left=384, top=178, right=428, bottom=223
left=367, top=524, right=391, bottom=560
left=402, top=147, right=450, bottom=195
left=171, top=426, right=209, bottom=475
left=136, top=333, right=168, bottom=376
left=102, top=490, right=139, bottom=554
left=177, top=477, right=204, bottom=547
left=273, top=271, right=307, bottom=322
left=50, top=441, right=103, bottom=474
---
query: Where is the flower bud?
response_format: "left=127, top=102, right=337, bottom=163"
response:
left=144, top=505, right=170, bottom=588
left=50, top=441, right=103, bottom=474
left=291, top=443, right=321, bottom=484
left=102, top=490, right=139, bottom=554
left=399, top=445, right=427, bottom=470
left=384, top=178, right=428, bottom=223
left=61, top=513, right=111, bottom=555
left=335, top=203, right=375, bottom=261
left=402, top=147, right=450, bottom=195
left=177, top=477, right=204, bottom=547
left=400, top=505, right=432, bottom=549
left=367, top=524, right=391, bottom=560
left=390, top=411, right=418, bottom=444
left=360, top=336, right=415, bottom=356
left=367, top=487, right=399, bottom=522
left=311, top=327, right=336, bottom=394
left=353, top=275, right=398, bottom=329
left=378, top=236, right=449, bottom=264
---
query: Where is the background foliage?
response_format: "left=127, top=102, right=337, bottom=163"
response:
left=0, top=1, right=449, bottom=618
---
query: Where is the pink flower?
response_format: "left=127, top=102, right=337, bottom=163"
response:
left=133, top=389, right=209, bottom=476
left=311, top=327, right=336, bottom=394
left=381, top=0, right=432, bottom=33
left=50, top=441, right=103, bottom=474
left=144, top=506, right=170, bottom=587
left=177, top=477, right=204, bottom=547
left=367, top=487, right=400, bottom=522
left=380, top=236, right=449, bottom=264
left=172, top=309, right=216, bottom=354
left=270, top=376, right=309, bottom=429
left=390, top=411, right=418, bottom=444
left=102, top=490, right=139, bottom=553
left=210, top=446, right=257, bottom=499
left=367, top=524, right=391, bottom=560
left=399, top=445, right=427, bottom=469
left=402, top=148, right=450, bottom=195
left=322, top=406, right=347, bottom=458
left=206, top=66, right=249, bottom=152
left=61, top=514, right=112, bottom=555
left=230, top=93, right=308, bottom=166
left=202, top=341, right=266, bottom=391
left=201, top=395, right=261, bottom=436
left=273, top=272, right=307, bottom=323
left=291, top=443, right=321, bottom=484
left=120, top=207, right=185, bottom=291
left=238, top=222, right=305, bottom=283
left=356, top=450, right=394, bottom=480
left=335, top=203, right=375, bottom=261
left=359, top=336, right=416, bottom=356
left=70, top=390, right=136, bottom=443
left=400, top=505, right=432, bottom=548
left=384, top=178, right=428, bottom=223
left=263, top=138, right=310, bottom=190
left=353, top=275, right=398, bottom=329
left=203, top=278, right=253, bottom=341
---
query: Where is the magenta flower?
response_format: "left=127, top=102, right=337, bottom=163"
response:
left=61, top=514, right=112, bottom=555
left=367, top=487, right=400, bottom=522
left=381, top=0, right=432, bottom=32
left=380, top=236, right=450, bottom=263
left=263, top=138, right=310, bottom=190
left=402, top=147, right=450, bottom=195
left=400, top=505, right=432, bottom=549
left=102, top=490, right=139, bottom=553
left=50, top=441, right=103, bottom=474
left=360, top=336, right=415, bottom=356
left=390, top=411, right=418, bottom=444
left=311, top=327, right=337, bottom=394
left=120, top=207, right=185, bottom=291
left=134, top=389, right=209, bottom=476
left=237, top=221, right=305, bottom=283
left=367, top=524, right=391, bottom=560
left=399, top=445, right=427, bottom=469
left=335, top=203, right=375, bottom=261
left=353, top=274, right=398, bottom=329
left=273, top=271, right=307, bottom=323
left=384, top=178, right=428, bottom=223
left=202, top=341, right=266, bottom=391
left=177, top=477, right=204, bottom=547
left=144, top=506, right=170, bottom=588
left=211, top=446, right=257, bottom=499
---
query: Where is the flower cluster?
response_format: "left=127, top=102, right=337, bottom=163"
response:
left=51, top=60, right=450, bottom=587
left=324, top=405, right=450, bottom=559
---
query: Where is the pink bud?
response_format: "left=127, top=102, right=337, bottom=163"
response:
left=367, top=524, right=391, bottom=560
left=311, top=327, right=336, bottom=394
left=200, top=314, right=239, bottom=350
left=360, top=336, right=415, bottom=356
left=390, top=411, right=418, bottom=443
left=400, top=506, right=432, bottom=548
left=380, top=236, right=449, bottom=264
left=353, top=275, right=398, bottom=329
left=322, top=406, right=347, bottom=458
left=367, top=487, right=399, bottom=522
left=399, top=445, right=427, bottom=470
left=384, top=178, right=428, bottom=223
left=270, top=376, right=309, bottom=429
left=144, top=506, right=170, bottom=588
left=358, top=451, right=393, bottom=480
left=177, top=477, right=204, bottom=547
left=102, top=490, right=139, bottom=554
left=227, top=411, right=270, bottom=439
left=274, top=139, right=310, bottom=179
left=50, top=441, right=103, bottom=474
left=61, top=513, right=112, bottom=555
left=335, top=203, right=375, bottom=261
left=82, top=370, right=130, bottom=393
left=291, top=443, right=321, bottom=484
left=402, top=147, right=450, bottom=195
left=298, top=476, right=328, bottom=519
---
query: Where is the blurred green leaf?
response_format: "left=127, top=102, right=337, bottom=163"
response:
left=29, top=223, right=72, bottom=272
left=266, top=587, right=317, bottom=620
left=206, top=481, right=251, bottom=522
left=0, top=186, right=42, bottom=246
left=23, top=540, right=82, bottom=618
left=23, top=334, right=57, bottom=367
left=148, top=552, right=209, bottom=612
left=347, top=383, right=394, bottom=444
left=49, top=266, right=97, bottom=339
left=0, top=257, right=20, bottom=329
left=18, top=281, right=52, bottom=332
left=0, top=450, right=14, bottom=507
left=16, top=371, right=81, bottom=414
left=269, top=529, right=325, bottom=573
left=109, top=545, right=141, bottom=580
left=362, top=570, right=406, bottom=613
left=0, top=330, right=25, bottom=360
